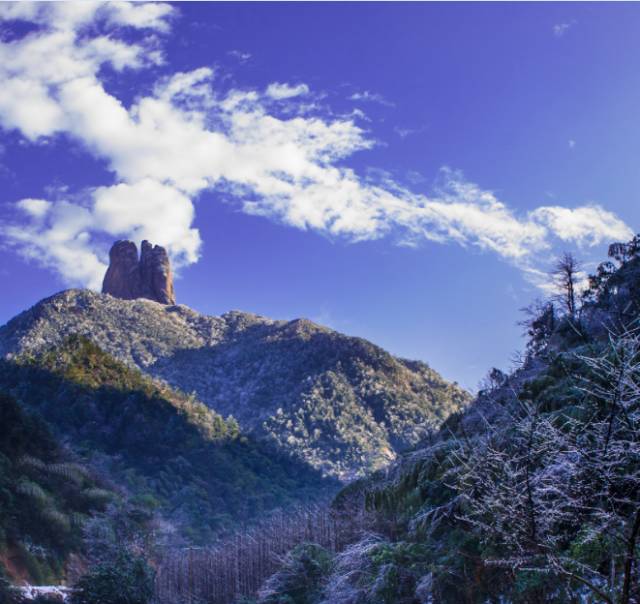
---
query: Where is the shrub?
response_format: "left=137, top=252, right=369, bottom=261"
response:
left=258, top=543, right=332, bottom=604
left=70, top=551, right=154, bottom=604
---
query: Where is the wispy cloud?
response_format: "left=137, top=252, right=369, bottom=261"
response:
left=394, top=125, right=427, bottom=139
left=342, top=108, right=371, bottom=123
left=568, top=139, right=576, bottom=149
left=227, top=49, right=251, bottom=63
left=349, top=90, right=395, bottom=107
left=0, top=3, right=631, bottom=292
left=553, top=20, right=575, bottom=38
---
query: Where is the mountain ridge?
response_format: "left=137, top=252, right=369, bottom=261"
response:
left=0, top=289, right=470, bottom=480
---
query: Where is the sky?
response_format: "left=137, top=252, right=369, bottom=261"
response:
left=0, top=2, right=638, bottom=390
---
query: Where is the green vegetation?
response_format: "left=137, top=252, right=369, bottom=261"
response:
left=0, top=390, right=115, bottom=585
left=0, top=335, right=335, bottom=584
left=0, top=336, right=333, bottom=544
left=70, top=550, right=154, bottom=604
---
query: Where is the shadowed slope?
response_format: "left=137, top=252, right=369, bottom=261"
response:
left=0, top=336, right=335, bottom=544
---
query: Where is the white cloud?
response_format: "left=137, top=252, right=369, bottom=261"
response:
left=0, top=2, right=174, bottom=32
left=349, top=90, right=395, bottom=107
left=529, top=205, right=632, bottom=247
left=7, top=199, right=105, bottom=289
left=17, top=198, right=52, bottom=219
left=154, top=67, right=216, bottom=108
left=0, top=77, right=65, bottom=139
left=7, top=180, right=200, bottom=288
left=93, top=180, right=201, bottom=265
left=553, top=21, right=574, bottom=37
left=227, top=50, right=252, bottom=63
left=105, top=1, right=175, bottom=32
left=0, top=2, right=632, bottom=293
left=265, top=82, right=310, bottom=100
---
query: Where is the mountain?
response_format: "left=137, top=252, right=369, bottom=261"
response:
left=245, top=236, right=640, bottom=604
left=0, top=335, right=331, bottom=551
left=0, top=278, right=467, bottom=589
left=0, top=289, right=470, bottom=480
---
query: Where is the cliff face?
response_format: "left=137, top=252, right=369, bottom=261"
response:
left=0, top=290, right=470, bottom=480
left=102, top=240, right=175, bottom=305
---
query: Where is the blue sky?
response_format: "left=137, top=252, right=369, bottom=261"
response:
left=0, top=2, right=638, bottom=389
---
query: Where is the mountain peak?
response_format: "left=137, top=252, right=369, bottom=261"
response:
left=102, top=239, right=175, bottom=305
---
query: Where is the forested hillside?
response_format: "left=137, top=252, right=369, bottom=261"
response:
left=0, top=391, right=118, bottom=587
left=245, top=235, right=640, bottom=604
left=0, top=335, right=335, bottom=588
left=0, top=279, right=468, bottom=595
left=0, top=292, right=469, bottom=480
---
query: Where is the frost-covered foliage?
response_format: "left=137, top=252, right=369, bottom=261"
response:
left=452, top=331, right=640, bottom=603
left=155, top=502, right=373, bottom=604
left=254, top=234, right=640, bottom=604
left=0, top=290, right=469, bottom=480
left=318, top=535, right=424, bottom=604
left=243, top=535, right=428, bottom=604
left=257, top=543, right=333, bottom=604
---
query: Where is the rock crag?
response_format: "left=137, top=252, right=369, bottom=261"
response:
left=102, top=240, right=175, bottom=305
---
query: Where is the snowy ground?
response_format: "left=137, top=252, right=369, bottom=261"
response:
left=19, top=585, right=72, bottom=601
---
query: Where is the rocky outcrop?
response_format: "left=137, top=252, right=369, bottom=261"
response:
left=101, top=240, right=140, bottom=300
left=138, top=240, right=175, bottom=304
left=102, top=240, right=175, bottom=305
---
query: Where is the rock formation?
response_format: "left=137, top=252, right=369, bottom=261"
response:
left=101, top=240, right=140, bottom=300
left=102, top=240, right=175, bottom=304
